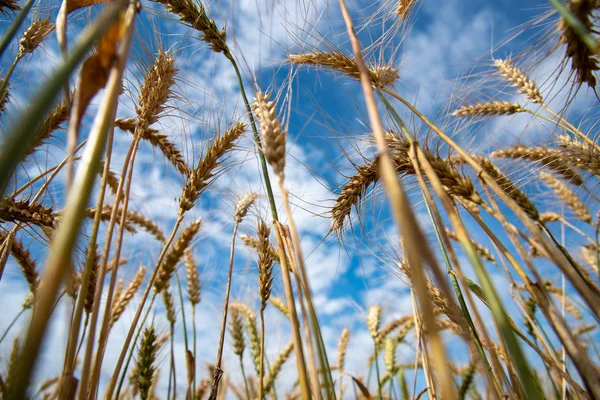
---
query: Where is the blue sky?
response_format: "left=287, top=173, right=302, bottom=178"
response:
left=1, top=0, right=599, bottom=397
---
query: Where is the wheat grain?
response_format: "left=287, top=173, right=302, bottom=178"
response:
left=179, top=123, right=246, bottom=212
left=452, top=101, right=524, bottom=117
left=151, top=0, right=228, bottom=53
left=230, top=303, right=261, bottom=375
left=234, top=192, right=258, bottom=223
left=540, top=172, right=592, bottom=223
left=0, top=232, right=38, bottom=292
left=115, top=117, right=190, bottom=176
left=491, top=145, right=584, bottom=185
left=397, top=0, right=416, bottom=19
left=185, top=248, right=200, bottom=305
left=367, top=305, right=383, bottom=339
left=269, top=297, right=290, bottom=319
left=155, top=217, right=202, bottom=292
left=110, top=267, right=147, bottom=327
left=557, top=0, right=600, bottom=87
left=539, top=212, right=561, bottom=223
left=557, top=134, right=600, bottom=179
left=229, top=309, right=245, bottom=357
left=257, top=219, right=274, bottom=311
left=289, top=51, right=399, bottom=88
left=135, top=325, right=158, bottom=400
left=137, top=50, right=177, bottom=129
left=253, top=91, right=287, bottom=179
left=494, top=58, right=543, bottom=103
left=18, top=18, right=54, bottom=58
left=263, top=341, right=294, bottom=394
left=0, top=199, right=55, bottom=228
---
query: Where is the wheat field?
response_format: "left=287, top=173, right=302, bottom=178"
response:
left=0, top=0, right=599, bottom=399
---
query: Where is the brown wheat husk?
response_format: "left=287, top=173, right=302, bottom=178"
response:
left=494, top=58, right=543, bottom=103
left=0, top=231, right=38, bottom=292
left=0, top=199, right=55, bottom=228
left=557, top=134, right=600, bottom=179
left=110, top=267, right=147, bottom=327
left=452, top=101, right=524, bottom=117
left=0, top=0, right=19, bottom=14
left=18, top=18, right=55, bottom=58
left=540, top=171, right=592, bottom=223
left=253, top=91, right=287, bottom=179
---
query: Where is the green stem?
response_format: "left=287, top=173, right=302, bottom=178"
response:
left=0, top=308, right=25, bottom=345
left=373, top=341, right=383, bottom=400
left=225, top=53, right=279, bottom=222
left=0, top=56, right=20, bottom=104
left=240, top=355, right=250, bottom=400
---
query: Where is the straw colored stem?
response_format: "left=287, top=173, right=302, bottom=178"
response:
left=7, top=5, right=133, bottom=397
left=210, top=223, right=239, bottom=398
left=105, top=214, right=184, bottom=399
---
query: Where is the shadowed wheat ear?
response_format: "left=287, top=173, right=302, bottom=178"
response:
left=0, top=0, right=20, bottom=14
left=257, top=219, right=275, bottom=311
left=151, top=0, right=228, bottom=53
left=0, top=232, right=38, bottom=292
left=0, top=199, right=55, bottom=228
left=229, top=309, right=245, bottom=357
left=491, top=145, right=584, bottom=185
left=452, top=101, right=524, bottom=117
left=253, top=91, right=287, bottom=180
left=239, top=234, right=280, bottom=265
left=134, top=325, right=158, bottom=400
left=557, top=0, right=600, bottom=87
left=494, top=58, right=543, bottom=104
left=230, top=303, right=261, bottom=375
left=540, top=171, right=592, bottom=224
left=444, top=228, right=495, bottom=262
left=18, top=17, right=54, bottom=58
left=179, top=123, right=246, bottom=212
left=288, top=51, right=399, bottom=88
left=154, top=217, right=202, bottom=293
left=557, top=134, right=600, bottom=178
left=21, top=99, right=69, bottom=162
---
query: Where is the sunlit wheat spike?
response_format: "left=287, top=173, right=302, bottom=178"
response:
left=115, top=117, right=191, bottom=176
left=377, top=316, right=413, bottom=344
left=337, top=328, right=350, bottom=373
left=0, top=0, right=20, bottom=14
left=539, top=212, right=561, bottom=223
left=581, top=244, right=599, bottom=270
left=134, top=325, right=158, bottom=400
left=234, top=192, right=258, bottom=223
left=256, top=219, right=274, bottom=311
left=137, top=50, right=177, bottom=129
left=444, top=228, right=496, bottom=262
left=83, top=205, right=137, bottom=234
left=367, top=305, right=383, bottom=339
left=491, top=145, right=584, bottom=185
left=18, top=17, right=54, bottom=58
left=269, top=297, right=290, bottom=319
left=240, top=234, right=279, bottom=264
left=0, top=199, right=55, bottom=228
left=230, top=303, right=261, bottom=375
left=179, top=123, right=246, bottom=212
left=0, top=232, right=38, bottom=292
left=151, top=0, right=228, bottom=53
left=253, top=91, right=287, bottom=179
left=185, top=248, right=200, bottom=305
left=540, top=172, right=592, bottom=224
left=384, top=336, right=398, bottom=373
left=125, top=209, right=166, bottom=242
left=557, top=0, right=600, bottom=87
left=289, top=51, right=399, bottom=88
left=154, top=217, right=202, bottom=292
left=557, top=134, right=600, bottom=179
left=397, top=0, right=417, bottom=19
left=263, top=341, right=294, bottom=394
left=229, top=309, right=245, bottom=356
left=451, top=101, right=524, bottom=117
left=475, top=156, right=539, bottom=221
left=110, top=267, right=147, bottom=327
left=494, top=58, right=543, bottom=104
